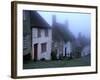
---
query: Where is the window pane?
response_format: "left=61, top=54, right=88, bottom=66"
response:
left=41, top=43, right=47, bottom=53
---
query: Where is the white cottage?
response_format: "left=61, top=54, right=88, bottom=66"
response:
left=32, top=28, right=52, bottom=60
left=30, top=11, right=52, bottom=61
left=63, top=41, right=72, bottom=57
left=52, top=15, right=74, bottom=59
left=23, top=11, right=52, bottom=61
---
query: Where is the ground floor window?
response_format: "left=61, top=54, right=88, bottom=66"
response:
left=41, top=43, right=47, bottom=53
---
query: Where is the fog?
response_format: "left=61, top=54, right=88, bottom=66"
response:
left=38, top=11, right=91, bottom=38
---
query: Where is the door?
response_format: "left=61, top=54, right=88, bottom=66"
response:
left=34, top=44, right=38, bottom=61
left=65, top=48, right=66, bottom=56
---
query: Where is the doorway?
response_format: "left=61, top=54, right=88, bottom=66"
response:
left=34, top=43, right=38, bottom=61
left=65, top=47, right=66, bottom=56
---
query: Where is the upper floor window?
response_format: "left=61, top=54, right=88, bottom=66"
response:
left=45, top=29, right=48, bottom=37
left=38, top=29, right=41, bottom=37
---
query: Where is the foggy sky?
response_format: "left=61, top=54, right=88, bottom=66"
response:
left=38, top=11, right=91, bottom=38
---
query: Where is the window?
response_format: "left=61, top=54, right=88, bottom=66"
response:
left=41, top=43, right=47, bottom=53
left=45, top=29, right=48, bottom=37
left=38, top=29, right=41, bottom=37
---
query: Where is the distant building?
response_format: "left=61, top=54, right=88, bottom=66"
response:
left=81, top=45, right=90, bottom=57
left=23, top=11, right=52, bottom=61
left=52, top=41, right=64, bottom=59
left=52, top=15, right=73, bottom=59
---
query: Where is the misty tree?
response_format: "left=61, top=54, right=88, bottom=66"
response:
left=78, top=32, right=90, bottom=48
left=72, top=32, right=90, bottom=58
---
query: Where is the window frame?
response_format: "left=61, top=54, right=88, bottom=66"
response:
left=41, top=43, right=47, bottom=53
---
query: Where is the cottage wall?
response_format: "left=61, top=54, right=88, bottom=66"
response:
left=63, top=41, right=72, bottom=57
left=32, top=28, right=52, bottom=60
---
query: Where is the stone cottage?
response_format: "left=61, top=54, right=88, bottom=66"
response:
left=23, top=10, right=52, bottom=61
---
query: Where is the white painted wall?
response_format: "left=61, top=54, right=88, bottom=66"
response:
left=32, top=28, right=52, bottom=60
left=63, top=41, right=72, bottom=57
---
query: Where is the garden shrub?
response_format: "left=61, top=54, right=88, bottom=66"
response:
left=59, top=54, right=63, bottom=60
left=51, top=51, right=57, bottom=60
left=40, top=58, right=46, bottom=61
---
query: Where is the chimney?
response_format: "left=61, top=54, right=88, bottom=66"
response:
left=52, top=15, right=56, bottom=26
